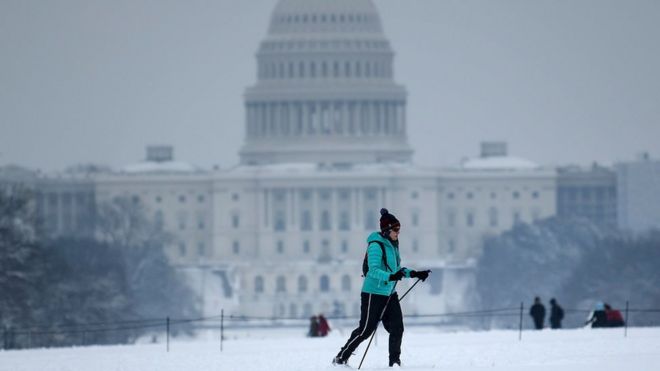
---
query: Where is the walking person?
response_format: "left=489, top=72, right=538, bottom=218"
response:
left=529, top=296, right=546, bottom=330
left=333, top=208, right=431, bottom=368
left=549, top=298, right=564, bottom=329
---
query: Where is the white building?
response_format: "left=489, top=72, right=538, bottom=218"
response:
left=2, top=0, right=559, bottom=319
left=616, top=152, right=660, bottom=233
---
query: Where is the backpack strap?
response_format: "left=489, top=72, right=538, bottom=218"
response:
left=371, top=241, right=392, bottom=272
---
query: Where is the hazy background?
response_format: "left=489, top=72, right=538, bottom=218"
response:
left=1, top=0, right=659, bottom=171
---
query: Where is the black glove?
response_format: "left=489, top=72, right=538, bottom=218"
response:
left=389, top=269, right=405, bottom=281
left=410, top=270, right=431, bottom=282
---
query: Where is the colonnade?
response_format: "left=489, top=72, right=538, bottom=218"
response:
left=246, top=101, right=405, bottom=137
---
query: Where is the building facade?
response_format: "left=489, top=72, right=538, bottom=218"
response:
left=1, top=0, right=565, bottom=319
left=616, top=153, right=660, bottom=233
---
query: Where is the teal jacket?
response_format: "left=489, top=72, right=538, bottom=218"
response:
left=362, top=231, right=411, bottom=296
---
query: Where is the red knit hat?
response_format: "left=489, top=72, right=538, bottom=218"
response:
left=379, top=208, right=400, bottom=233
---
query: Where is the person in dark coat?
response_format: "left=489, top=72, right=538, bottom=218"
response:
left=549, top=298, right=564, bottom=329
left=585, top=302, right=608, bottom=328
left=308, top=315, right=320, bottom=337
left=529, top=296, right=546, bottom=330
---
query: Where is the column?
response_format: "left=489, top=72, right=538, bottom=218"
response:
left=312, top=188, right=318, bottom=231
left=331, top=188, right=338, bottom=231
left=354, top=188, right=362, bottom=229
left=290, top=188, right=297, bottom=229
left=273, top=103, right=280, bottom=136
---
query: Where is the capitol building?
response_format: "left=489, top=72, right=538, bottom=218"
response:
left=2, top=0, right=557, bottom=318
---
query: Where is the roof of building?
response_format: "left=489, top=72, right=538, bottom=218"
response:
left=460, top=156, right=540, bottom=171
left=120, top=161, right=202, bottom=174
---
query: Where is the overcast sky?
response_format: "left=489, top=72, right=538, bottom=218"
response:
left=1, top=0, right=659, bottom=172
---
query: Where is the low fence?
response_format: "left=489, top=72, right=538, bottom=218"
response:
left=2, top=304, right=659, bottom=351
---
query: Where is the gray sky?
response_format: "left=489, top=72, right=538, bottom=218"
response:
left=1, top=0, right=659, bottom=172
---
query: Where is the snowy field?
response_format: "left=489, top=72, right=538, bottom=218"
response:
left=1, top=326, right=660, bottom=371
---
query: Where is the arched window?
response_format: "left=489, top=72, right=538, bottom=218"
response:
left=298, top=275, right=308, bottom=293
left=255, top=276, right=264, bottom=293
left=320, top=275, right=330, bottom=292
left=276, top=275, right=287, bottom=293
left=342, top=275, right=351, bottom=292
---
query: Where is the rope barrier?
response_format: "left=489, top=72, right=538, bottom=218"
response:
left=4, top=305, right=660, bottom=348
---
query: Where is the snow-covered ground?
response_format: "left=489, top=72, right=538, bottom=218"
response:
left=1, top=326, right=660, bottom=371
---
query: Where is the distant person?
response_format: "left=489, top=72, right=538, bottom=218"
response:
left=604, top=303, right=625, bottom=327
left=549, top=298, right=564, bottom=329
left=318, top=314, right=331, bottom=337
left=308, top=315, right=319, bottom=337
left=585, top=302, right=608, bottom=328
left=529, top=296, right=546, bottom=330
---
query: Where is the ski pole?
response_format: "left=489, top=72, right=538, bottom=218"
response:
left=357, top=281, right=398, bottom=370
left=398, top=278, right=422, bottom=302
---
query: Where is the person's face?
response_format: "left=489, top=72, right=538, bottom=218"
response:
left=388, top=226, right=400, bottom=240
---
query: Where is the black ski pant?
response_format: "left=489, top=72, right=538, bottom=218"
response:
left=336, top=291, right=404, bottom=363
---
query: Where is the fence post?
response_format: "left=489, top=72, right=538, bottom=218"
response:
left=518, top=302, right=524, bottom=341
left=166, top=317, right=170, bottom=353
left=624, top=301, right=629, bottom=338
left=220, top=309, right=224, bottom=352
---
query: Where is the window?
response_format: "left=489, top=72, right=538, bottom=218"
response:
left=277, top=240, right=284, bottom=254
left=447, top=192, right=455, bottom=200
left=341, top=240, right=349, bottom=253
left=298, top=275, right=308, bottom=293
left=489, top=207, right=498, bottom=227
left=156, top=195, right=162, bottom=203
left=232, top=214, right=240, bottom=228
left=197, top=242, right=205, bottom=257
left=320, top=275, right=330, bottom=292
left=274, top=210, right=286, bottom=231
left=179, top=195, right=186, bottom=203
left=513, top=210, right=521, bottom=225
left=411, top=191, right=419, bottom=199
left=232, top=241, right=240, bottom=254
left=532, top=191, right=540, bottom=199
left=276, top=276, right=286, bottom=293
left=448, top=239, right=455, bottom=253
left=232, top=193, right=239, bottom=201
left=303, top=240, right=311, bottom=253
left=255, top=276, right=264, bottom=293
left=412, top=211, right=419, bottom=227
left=490, top=192, right=497, bottom=199
left=466, top=192, right=473, bottom=200
left=466, top=212, right=475, bottom=227
left=512, top=191, right=520, bottom=200
left=197, top=195, right=205, bottom=203
left=339, top=210, right=350, bottom=230
left=178, top=242, right=186, bottom=257
left=301, top=210, right=312, bottom=231
left=412, top=239, right=419, bottom=252
left=342, top=275, right=351, bottom=292
left=365, top=210, right=378, bottom=230
left=320, top=210, right=331, bottom=231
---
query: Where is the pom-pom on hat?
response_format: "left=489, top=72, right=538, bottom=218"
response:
left=379, top=208, right=400, bottom=233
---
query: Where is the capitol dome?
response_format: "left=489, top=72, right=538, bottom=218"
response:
left=239, top=0, right=413, bottom=166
